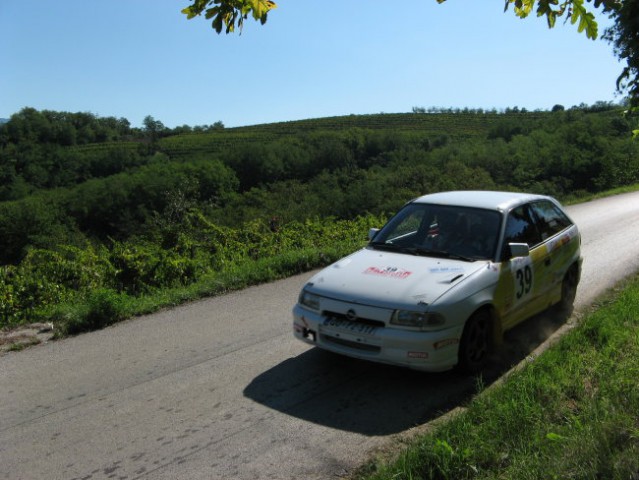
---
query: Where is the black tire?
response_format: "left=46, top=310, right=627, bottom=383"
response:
left=556, top=265, right=578, bottom=315
left=457, top=310, right=492, bottom=374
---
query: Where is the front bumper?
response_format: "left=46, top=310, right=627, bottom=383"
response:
left=292, top=304, right=464, bottom=372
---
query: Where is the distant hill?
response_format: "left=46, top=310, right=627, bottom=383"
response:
left=156, top=110, right=556, bottom=159
left=0, top=118, right=8, bottom=125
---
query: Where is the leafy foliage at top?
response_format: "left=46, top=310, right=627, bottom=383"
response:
left=181, top=0, right=618, bottom=38
left=500, top=0, right=620, bottom=39
left=181, top=0, right=276, bottom=33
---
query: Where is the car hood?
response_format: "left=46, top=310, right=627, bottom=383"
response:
left=307, top=247, right=487, bottom=309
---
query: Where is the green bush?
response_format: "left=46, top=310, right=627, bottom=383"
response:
left=63, top=288, right=131, bottom=335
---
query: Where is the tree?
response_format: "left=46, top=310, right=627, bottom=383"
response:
left=182, top=0, right=276, bottom=33
left=495, top=0, right=620, bottom=40
left=603, top=0, right=639, bottom=107
left=143, top=115, right=165, bottom=143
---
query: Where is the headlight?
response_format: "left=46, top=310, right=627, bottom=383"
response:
left=391, top=310, right=445, bottom=330
left=299, top=290, right=321, bottom=311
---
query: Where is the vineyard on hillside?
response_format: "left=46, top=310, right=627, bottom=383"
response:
left=158, top=111, right=554, bottom=157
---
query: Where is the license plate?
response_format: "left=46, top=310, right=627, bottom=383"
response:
left=320, top=317, right=378, bottom=336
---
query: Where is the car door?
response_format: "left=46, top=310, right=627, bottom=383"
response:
left=497, top=203, right=549, bottom=330
left=529, top=200, right=579, bottom=301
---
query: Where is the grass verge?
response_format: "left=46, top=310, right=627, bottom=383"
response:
left=357, top=275, right=639, bottom=480
left=562, top=183, right=639, bottom=205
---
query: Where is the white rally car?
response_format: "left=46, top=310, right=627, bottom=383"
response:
left=293, top=191, right=582, bottom=373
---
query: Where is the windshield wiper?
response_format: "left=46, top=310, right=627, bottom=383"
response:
left=370, top=244, right=476, bottom=262
left=434, top=251, right=475, bottom=262
left=369, top=241, right=402, bottom=252
left=402, top=247, right=438, bottom=257
left=370, top=243, right=436, bottom=256
left=405, top=247, right=476, bottom=262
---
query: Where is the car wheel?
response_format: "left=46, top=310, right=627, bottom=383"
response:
left=457, top=310, right=492, bottom=374
left=556, top=265, right=578, bottom=315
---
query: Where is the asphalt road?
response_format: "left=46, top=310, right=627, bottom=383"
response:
left=2, top=191, right=639, bottom=480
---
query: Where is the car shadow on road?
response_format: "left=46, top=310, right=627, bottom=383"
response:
left=243, top=308, right=571, bottom=436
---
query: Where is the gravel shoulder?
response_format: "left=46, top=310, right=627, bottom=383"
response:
left=0, top=323, right=55, bottom=354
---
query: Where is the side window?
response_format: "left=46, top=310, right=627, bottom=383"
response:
left=393, top=210, right=425, bottom=239
left=503, top=205, right=542, bottom=249
left=530, top=201, right=572, bottom=240
left=381, top=205, right=427, bottom=243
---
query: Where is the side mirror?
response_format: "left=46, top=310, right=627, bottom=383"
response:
left=508, top=242, right=530, bottom=259
left=368, top=228, right=380, bottom=241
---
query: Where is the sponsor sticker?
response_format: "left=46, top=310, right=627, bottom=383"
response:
left=363, top=266, right=412, bottom=279
left=548, top=232, right=572, bottom=252
left=429, top=266, right=465, bottom=274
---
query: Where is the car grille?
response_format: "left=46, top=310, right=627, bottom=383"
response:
left=323, top=311, right=386, bottom=328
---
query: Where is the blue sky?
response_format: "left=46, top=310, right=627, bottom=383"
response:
left=0, top=1, right=623, bottom=128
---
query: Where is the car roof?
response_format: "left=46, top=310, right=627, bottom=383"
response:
left=411, top=190, right=553, bottom=212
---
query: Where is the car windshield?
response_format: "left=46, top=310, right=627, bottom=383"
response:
left=370, top=203, right=501, bottom=261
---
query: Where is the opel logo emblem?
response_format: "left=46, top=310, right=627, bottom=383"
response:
left=346, top=309, right=357, bottom=321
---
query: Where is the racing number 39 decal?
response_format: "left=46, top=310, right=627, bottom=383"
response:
left=511, top=256, right=534, bottom=304
left=515, top=265, right=533, bottom=299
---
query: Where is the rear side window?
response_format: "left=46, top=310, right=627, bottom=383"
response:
left=530, top=201, right=572, bottom=240
left=503, top=205, right=542, bottom=248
